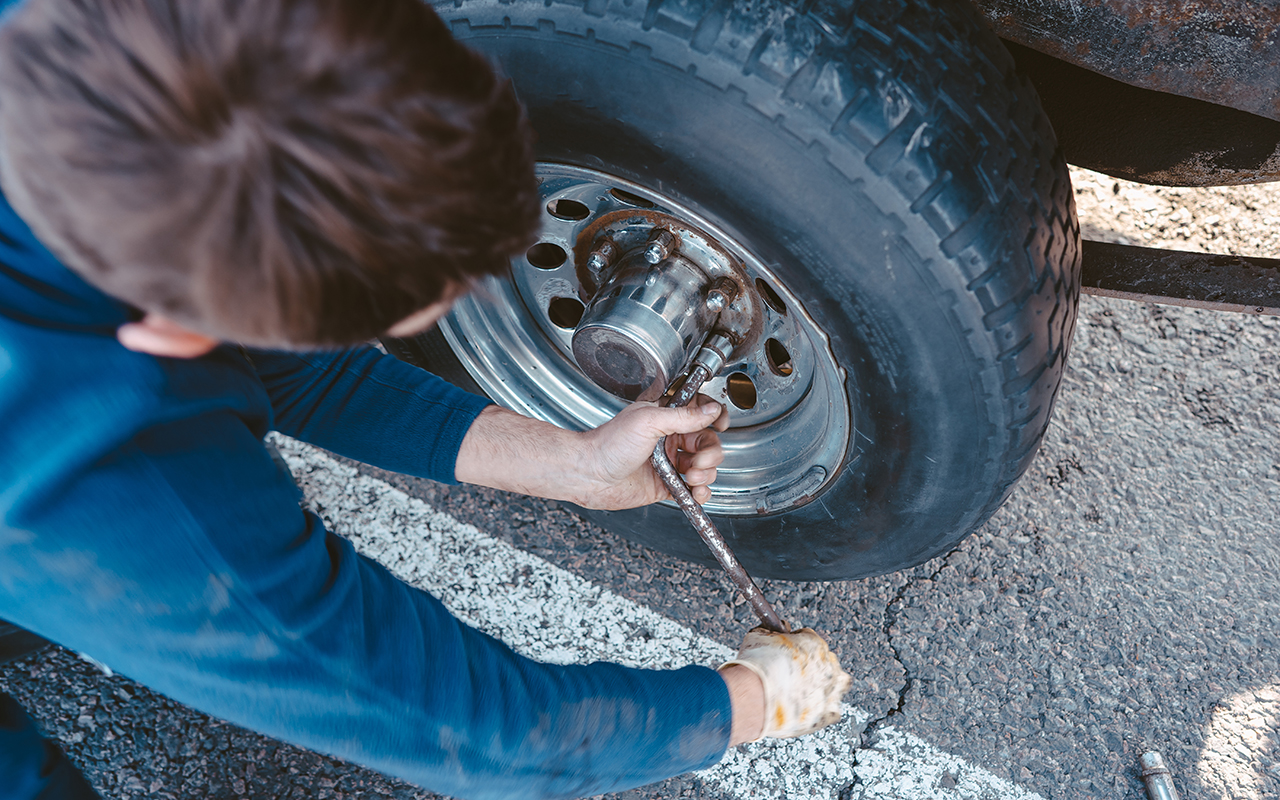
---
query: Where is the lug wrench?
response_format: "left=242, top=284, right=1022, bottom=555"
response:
left=650, top=334, right=789, bottom=633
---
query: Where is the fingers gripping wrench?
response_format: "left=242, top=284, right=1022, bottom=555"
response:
left=651, top=335, right=789, bottom=633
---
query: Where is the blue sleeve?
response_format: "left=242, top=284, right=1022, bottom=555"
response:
left=1, top=406, right=731, bottom=800
left=247, top=346, right=491, bottom=484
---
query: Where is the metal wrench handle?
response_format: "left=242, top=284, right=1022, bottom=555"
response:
left=652, top=359, right=788, bottom=633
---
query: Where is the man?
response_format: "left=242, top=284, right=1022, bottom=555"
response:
left=0, top=1, right=851, bottom=798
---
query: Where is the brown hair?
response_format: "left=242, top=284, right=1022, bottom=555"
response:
left=0, top=0, right=539, bottom=347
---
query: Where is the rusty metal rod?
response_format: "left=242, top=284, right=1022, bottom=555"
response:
left=667, top=364, right=712, bottom=409
left=1080, top=239, right=1280, bottom=316
left=652, top=359, right=788, bottom=633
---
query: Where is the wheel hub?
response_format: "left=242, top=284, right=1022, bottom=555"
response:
left=572, top=219, right=748, bottom=401
left=572, top=250, right=717, bottom=401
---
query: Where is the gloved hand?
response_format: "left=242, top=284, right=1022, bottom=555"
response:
left=719, top=626, right=852, bottom=740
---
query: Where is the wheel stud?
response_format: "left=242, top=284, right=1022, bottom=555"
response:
left=704, top=277, right=739, bottom=313
left=643, top=229, right=678, bottom=264
left=585, top=238, right=619, bottom=277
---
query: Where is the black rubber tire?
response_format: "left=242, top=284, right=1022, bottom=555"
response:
left=386, top=0, right=1080, bottom=580
left=0, top=620, right=49, bottom=665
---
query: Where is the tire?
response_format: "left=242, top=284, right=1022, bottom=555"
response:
left=0, top=620, right=49, bottom=664
left=386, top=0, right=1080, bottom=580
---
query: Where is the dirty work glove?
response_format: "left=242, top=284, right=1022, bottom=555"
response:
left=719, top=626, right=852, bottom=740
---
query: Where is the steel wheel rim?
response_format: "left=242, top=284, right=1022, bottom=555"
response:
left=440, top=163, right=850, bottom=516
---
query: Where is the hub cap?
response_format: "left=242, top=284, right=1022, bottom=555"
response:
left=572, top=251, right=717, bottom=402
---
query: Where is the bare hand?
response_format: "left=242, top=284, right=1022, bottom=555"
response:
left=454, top=397, right=729, bottom=510
left=577, top=395, right=730, bottom=510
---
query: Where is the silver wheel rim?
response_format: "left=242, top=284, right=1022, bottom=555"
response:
left=440, top=163, right=850, bottom=516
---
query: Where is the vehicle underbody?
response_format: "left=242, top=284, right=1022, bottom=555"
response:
left=978, top=1, right=1280, bottom=316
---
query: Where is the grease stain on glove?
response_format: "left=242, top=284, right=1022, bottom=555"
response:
left=719, top=626, right=852, bottom=740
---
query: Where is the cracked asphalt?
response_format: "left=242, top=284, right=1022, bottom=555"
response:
left=2, top=168, right=1279, bottom=800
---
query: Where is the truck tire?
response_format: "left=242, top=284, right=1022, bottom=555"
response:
left=384, top=0, right=1080, bottom=580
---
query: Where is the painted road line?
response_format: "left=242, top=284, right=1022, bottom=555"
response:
left=274, top=436, right=1045, bottom=800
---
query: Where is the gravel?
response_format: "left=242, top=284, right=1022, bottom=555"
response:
left=3, top=165, right=1279, bottom=800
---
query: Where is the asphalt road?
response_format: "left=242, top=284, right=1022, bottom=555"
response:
left=2, top=169, right=1278, bottom=800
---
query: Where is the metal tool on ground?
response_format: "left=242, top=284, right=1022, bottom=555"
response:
left=651, top=333, right=789, bottom=633
left=1139, top=751, right=1180, bottom=800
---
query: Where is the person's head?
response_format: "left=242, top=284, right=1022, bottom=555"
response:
left=0, top=0, right=540, bottom=354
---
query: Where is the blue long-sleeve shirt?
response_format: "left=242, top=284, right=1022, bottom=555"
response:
left=0, top=181, right=730, bottom=795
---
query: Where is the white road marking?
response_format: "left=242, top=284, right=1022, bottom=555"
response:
left=275, top=437, right=1045, bottom=800
left=1196, top=684, right=1279, bottom=800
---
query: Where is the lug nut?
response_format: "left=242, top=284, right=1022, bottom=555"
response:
left=643, top=229, right=678, bottom=265
left=585, top=238, right=619, bottom=276
left=704, top=277, right=739, bottom=313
